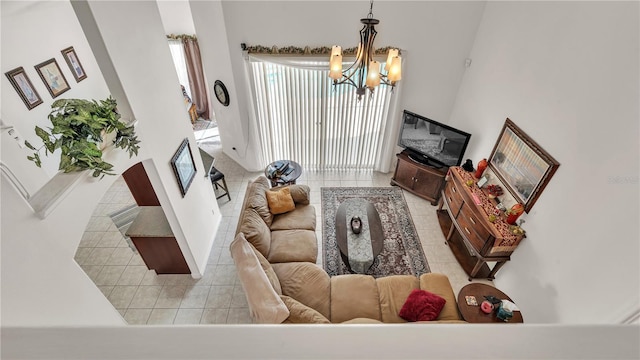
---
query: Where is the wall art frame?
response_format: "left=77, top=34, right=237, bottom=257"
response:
left=488, top=118, right=560, bottom=212
left=5, top=67, right=43, bottom=110
left=34, top=58, right=70, bottom=98
left=61, top=46, right=87, bottom=82
left=170, top=138, right=197, bottom=197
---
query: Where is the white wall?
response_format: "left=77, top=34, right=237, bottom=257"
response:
left=189, top=0, right=254, bottom=169
left=1, top=1, right=111, bottom=192
left=3, top=324, right=640, bottom=359
left=81, top=0, right=220, bottom=278
left=194, top=1, right=485, bottom=171
left=157, top=0, right=196, bottom=35
left=0, top=0, right=125, bottom=326
left=449, top=1, right=640, bottom=323
left=1, top=0, right=221, bottom=325
left=1, top=163, right=128, bottom=326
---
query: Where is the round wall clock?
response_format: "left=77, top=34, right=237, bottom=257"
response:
left=214, top=80, right=230, bottom=106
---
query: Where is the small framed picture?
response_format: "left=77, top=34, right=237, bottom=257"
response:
left=61, top=46, right=87, bottom=82
left=477, top=175, right=489, bottom=188
left=170, top=138, right=197, bottom=197
left=5, top=67, right=43, bottom=110
left=34, top=58, right=70, bottom=98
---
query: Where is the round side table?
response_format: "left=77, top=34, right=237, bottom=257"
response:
left=265, top=160, right=302, bottom=187
left=457, top=283, right=524, bottom=323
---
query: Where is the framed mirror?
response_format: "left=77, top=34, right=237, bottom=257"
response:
left=488, top=118, right=560, bottom=212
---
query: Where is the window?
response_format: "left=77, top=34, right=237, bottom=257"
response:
left=247, top=56, right=398, bottom=171
left=168, top=39, right=192, bottom=100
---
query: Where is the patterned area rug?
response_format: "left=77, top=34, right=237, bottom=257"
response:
left=193, top=119, right=216, bottom=131
left=321, top=187, right=430, bottom=278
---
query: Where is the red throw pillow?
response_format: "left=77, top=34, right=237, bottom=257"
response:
left=399, top=289, right=446, bottom=322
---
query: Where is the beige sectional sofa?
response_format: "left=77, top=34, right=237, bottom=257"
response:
left=231, top=176, right=463, bottom=324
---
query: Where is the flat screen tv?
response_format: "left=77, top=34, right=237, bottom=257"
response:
left=397, top=110, right=471, bottom=168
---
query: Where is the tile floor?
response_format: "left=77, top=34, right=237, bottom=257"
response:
left=74, top=139, right=492, bottom=325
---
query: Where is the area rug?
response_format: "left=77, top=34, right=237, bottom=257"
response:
left=193, top=118, right=216, bottom=131
left=321, top=187, right=430, bottom=278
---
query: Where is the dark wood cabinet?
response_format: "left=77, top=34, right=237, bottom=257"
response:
left=437, top=167, right=525, bottom=280
left=391, top=152, right=447, bottom=205
left=122, top=162, right=160, bottom=206
left=125, top=206, right=190, bottom=274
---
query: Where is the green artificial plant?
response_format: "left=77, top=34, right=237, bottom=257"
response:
left=25, top=97, right=140, bottom=178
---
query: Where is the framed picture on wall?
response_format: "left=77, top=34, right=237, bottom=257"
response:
left=5, top=67, right=43, bottom=110
left=170, top=138, right=197, bottom=197
left=34, top=58, right=70, bottom=98
left=61, top=46, right=87, bottom=82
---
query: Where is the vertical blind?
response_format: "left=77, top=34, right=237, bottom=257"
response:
left=248, top=57, right=394, bottom=171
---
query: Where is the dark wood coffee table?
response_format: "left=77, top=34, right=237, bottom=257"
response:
left=457, top=283, right=524, bottom=323
left=335, top=199, right=384, bottom=274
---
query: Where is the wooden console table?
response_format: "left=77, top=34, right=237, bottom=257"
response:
left=125, top=206, right=190, bottom=274
left=437, top=167, right=525, bottom=280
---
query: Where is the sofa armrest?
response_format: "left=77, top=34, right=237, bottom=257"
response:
left=280, top=295, right=330, bottom=324
left=419, top=273, right=462, bottom=321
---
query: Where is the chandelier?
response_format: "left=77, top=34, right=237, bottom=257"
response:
left=329, top=0, right=402, bottom=100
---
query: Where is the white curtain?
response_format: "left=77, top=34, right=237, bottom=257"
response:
left=168, top=39, right=192, bottom=100
left=246, top=54, right=399, bottom=171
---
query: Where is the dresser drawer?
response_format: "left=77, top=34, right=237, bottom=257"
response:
left=458, top=202, right=492, bottom=241
left=456, top=203, right=493, bottom=253
left=443, top=181, right=463, bottom=217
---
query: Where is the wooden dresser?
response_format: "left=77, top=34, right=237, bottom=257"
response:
left=437, top=166, right=525, bottom=280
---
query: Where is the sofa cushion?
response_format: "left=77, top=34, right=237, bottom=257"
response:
left=266, top=187, right=296, bottom=215
left=268, top=229, right=317, bottom=263
left=229, top=233, right=289, bottom=324
left=419, top=273, right=462, bottom=321
left=399, top=289, right=446, bottom=322
left=271, top=184, right=311, bottom=205
left=330, top=274, right=381, bottom=323
left=280, top=295, right=330, bottom=324
left=247, top=177, right=273, bottom=227
left=270, top=204, right=316, bottom=231
left=288, top=184, right=310, bottom=205
left=272, top=262, right=331, bottom=319
left=248, top=241, right=282, bottom=295
left=237, top=208, right=271, bottom=257
left=376, top=275, right=420, bottom=323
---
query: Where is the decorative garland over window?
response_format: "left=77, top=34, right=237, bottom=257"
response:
left=242, top=44, right=399, bottom=56
left=167, top=34, right=197, bottom=41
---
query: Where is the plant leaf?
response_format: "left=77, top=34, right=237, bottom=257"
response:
left=29, top=96, right=139, bottom=179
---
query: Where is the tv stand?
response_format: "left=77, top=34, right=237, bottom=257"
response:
left=391, top=151, right=447, bottom=205
left=407, top=152, right=444, bottom=169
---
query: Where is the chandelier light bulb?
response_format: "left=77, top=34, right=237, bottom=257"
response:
left=387, top=56, right=402, bottom=82
left=366, top=61, right=381, bottom=87
left=384, top=49, right=399, bottom=72
left=329, top=54, right=343, bottom=80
